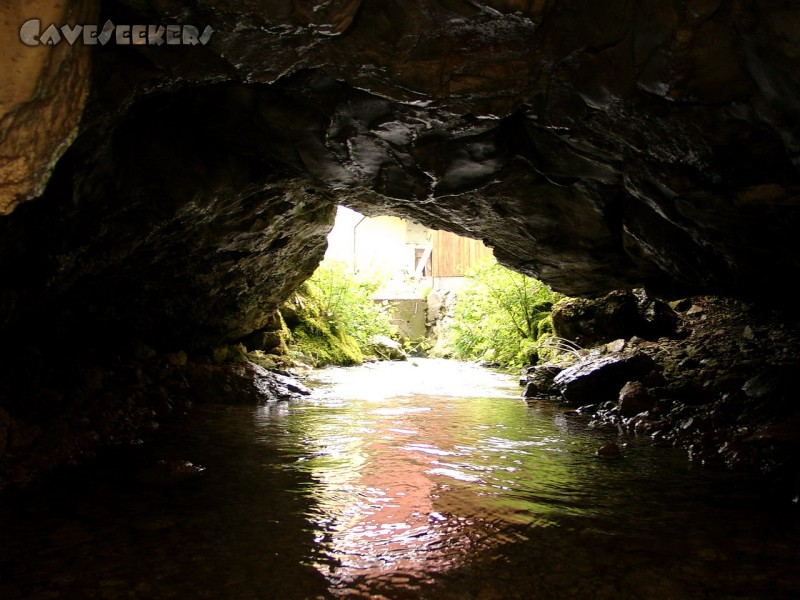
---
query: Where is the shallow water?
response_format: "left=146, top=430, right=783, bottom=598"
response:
left=1, top=358, right=799, bottom=599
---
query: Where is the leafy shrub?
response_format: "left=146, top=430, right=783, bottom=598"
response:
left=452, top=260, right=562, bottom=368
left=309, top=260, right=397, bottom=346
left=283, top=260, right=398, bottom=366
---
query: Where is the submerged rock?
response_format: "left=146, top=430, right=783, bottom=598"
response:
left=137, top=459, right=206, bottom=486
left=596, top=443, right=622, bottom=458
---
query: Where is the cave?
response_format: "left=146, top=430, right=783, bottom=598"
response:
left=1, top=0, right=800, bottom=596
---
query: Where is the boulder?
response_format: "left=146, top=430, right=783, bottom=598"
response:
left=618, top=381, right=656, bottom=418
left=554, top=352, right=655, bottom=406
left=185, top=361, right=310, bottom=404
left=551, top=290, right=680, bottom=347
left=370, top=335, right=408, bottom=361
left=523, top=364, right=563, bottom=398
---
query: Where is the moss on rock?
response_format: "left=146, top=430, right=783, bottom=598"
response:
left=281, top=281, right=364, bottom=367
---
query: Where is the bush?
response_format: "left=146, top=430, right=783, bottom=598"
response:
left=451, top=260, right=562, bottom=369
left=283, top=260, right=398, bottom=366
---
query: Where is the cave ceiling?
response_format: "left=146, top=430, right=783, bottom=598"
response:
left=1, top=0, right=799, bottom=347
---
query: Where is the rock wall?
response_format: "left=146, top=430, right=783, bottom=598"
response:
left=1, top=0, right=799, bottom=484
left=0, top=83, right=337, bottom=351
left=0, top=0, right=95, bottom=214
left=3, top=2, right=800, bottom=307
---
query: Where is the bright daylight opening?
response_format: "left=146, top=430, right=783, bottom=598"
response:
left=280, top=205, right=565, bottom=372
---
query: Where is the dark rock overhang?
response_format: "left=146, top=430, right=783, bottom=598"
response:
left=1, top=0, right=799, bottom=350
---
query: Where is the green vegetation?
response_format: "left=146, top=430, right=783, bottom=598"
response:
left=451, top=260, right=562, bottom=369
left=282, top=260, right=398, bottom=367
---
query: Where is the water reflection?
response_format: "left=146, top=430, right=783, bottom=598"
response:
left=255, top=360, right=605, bottom=591
left=1, top=359, right=798, bottom=599
left=256, top=359, right=800, bottom=598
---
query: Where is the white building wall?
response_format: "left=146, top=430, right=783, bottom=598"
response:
left=325, top=205, right=418, bottom=277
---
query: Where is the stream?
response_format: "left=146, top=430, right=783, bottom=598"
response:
left=1, top=358, right=799, bottom=599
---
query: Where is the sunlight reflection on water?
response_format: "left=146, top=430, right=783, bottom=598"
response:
left=259, top=359, right=585, bottom=593
left=3, top=360, right=799, bottom=599
left=248, top=359, right=800, bottom=599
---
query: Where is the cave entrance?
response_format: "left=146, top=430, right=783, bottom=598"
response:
left=325, top=205, right=494, bottom=291
left=280, top=203, right=563, bottom=371
left=317, top=204, right=497, bottom=356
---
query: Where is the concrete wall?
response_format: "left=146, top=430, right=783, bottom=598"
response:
left=382, top=298, right=427, bottom=341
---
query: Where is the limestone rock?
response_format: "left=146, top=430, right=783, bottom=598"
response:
left=0, top=0, right=94, bottom=215
left=426, top=290, right=458, bottom=358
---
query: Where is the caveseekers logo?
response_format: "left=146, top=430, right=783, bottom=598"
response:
left=20, top=19, right=214, bottom=46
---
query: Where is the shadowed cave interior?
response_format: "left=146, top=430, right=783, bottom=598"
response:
left=3, top=2, right=800, bottom=598
left=1, top=0, right=800, bottom=515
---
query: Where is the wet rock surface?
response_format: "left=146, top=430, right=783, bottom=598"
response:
left=552, top=290, right=682, bottom=347
left=1, top=0, right=800, bottom=485
left=186, top=360, right=312, bottom=405
left=522, top=364, right=562, bottom=399
left=525, top=295, right=800, bottom=484
left=554, top=351, right=655, bottom=405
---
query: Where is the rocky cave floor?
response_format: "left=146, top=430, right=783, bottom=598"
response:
left=525, top=295, right=800, bottom=496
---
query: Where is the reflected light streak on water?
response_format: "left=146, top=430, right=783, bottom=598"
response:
left=247, top=359, right=800, bottom=599
left=256, top=359, right=592, bottom=593
left=3, top=359, right=799, bottom=600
